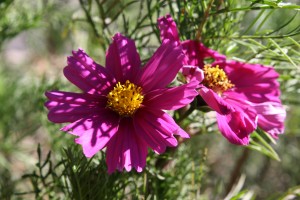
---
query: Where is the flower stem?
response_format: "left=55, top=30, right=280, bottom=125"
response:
left=176, top=106, right=195, bottom=124
left=79, top=0, right=100, bottom=38
left=195, top=0, right=215, bottom=41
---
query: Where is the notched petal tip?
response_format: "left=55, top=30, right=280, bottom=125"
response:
left=44, top=100, right=55, bottom=110
left=112, top=32, right=122, bottom=40
left=111, top=32, right=132, bottom=45
left=72, top=48, right=83, bottom=55
left=124, top=165, right=132, bottom=172
left=44, top=91, right=50, bottom=98
left=64, top=48, right=114, bottom=94
left=135, top=166, right=143, bottom=173
left=176, top=128, right=190, bottom=138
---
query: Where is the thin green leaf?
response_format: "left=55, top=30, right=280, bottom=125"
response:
left=248, top=131, right=281, bottom=161
left=269, top=38, right=298, bottom=68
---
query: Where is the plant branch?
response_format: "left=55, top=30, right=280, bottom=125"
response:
left=211, top=5, right=300, bottom=16
left=79, top=0, right=100, bottom=38
left=195, top=0, right=215, bottom=41
left=206, top=32, right=300, bottom=40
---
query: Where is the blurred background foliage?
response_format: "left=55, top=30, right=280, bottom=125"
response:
left=0, top=0, right=300, bottom=199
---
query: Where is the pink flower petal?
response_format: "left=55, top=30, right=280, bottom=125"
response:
left=74, top=111, right=120, bottom=158
left=133, top=118, right=167, bottom=154
left=45, top=92, right=107, bottom=123
left=144, top=80, right=198, bottom=110
left=181, top=40, right=226, bottom=67
left=199, top=86, right=234, bottom=115
left=216, top=97, right=258, bottom=145
left=182, top=65, right=204, bottom=83
left=217, top=61, right=280, bottom=103
left=251, top=102, right=286, bottom=138
left=45, top=91, right=105, bottom=109
left=61, top=117, right=95, bottom=136
left=156, top=110, right=190, bottom=138
left=133, top=108, right=189, bottom=154
left=61, top=110, right=118, bottom=136
left=106, top=127, right=123, bottom=173
left=63, top=49, right=115, bottom=94
left=138, top=40, right=185, bottom=92
left=134, top=108, right=185, bottom=154
left=157, top=14, right=180, bottom=44
left=105, top=33, right=141, bottom=82
left=106, top=118, right=148, bottom=173
left=217, top=113, right=251, bottom=145
left=47, top=104, right=105, bottom=123
left=144, top=108, right=190, bottom=138
left=123, top=120, right=148, bottom=173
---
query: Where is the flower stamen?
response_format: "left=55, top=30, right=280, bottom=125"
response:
left=203, top=64, right=234, bottom=94
left=106, top=80, right=144, bottom=116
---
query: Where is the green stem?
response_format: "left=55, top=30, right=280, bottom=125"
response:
left=206, top=32, right=300, bottom=40
left=79, top=0, right=100, bottom=38
left=195, top=0, right=215, bottom=41
left=143, top=172, right=148, bottom=199
left=176, top=105, right=196, bottom=124
left=211, top=6, right=282, bottom=16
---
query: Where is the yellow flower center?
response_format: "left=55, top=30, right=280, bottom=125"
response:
left=106, top=80, right=144, bottom=116
left=203, top=64, right=234, bottom=94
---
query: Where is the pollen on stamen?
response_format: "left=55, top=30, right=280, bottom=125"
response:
left=203, top=64, right=234, bottom=94
left=106, top=80, right=144, bottom=116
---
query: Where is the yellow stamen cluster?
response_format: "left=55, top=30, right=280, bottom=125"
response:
left=203, top=64, right=234, bottom=94
left=106, top=80, right=144, bottom=116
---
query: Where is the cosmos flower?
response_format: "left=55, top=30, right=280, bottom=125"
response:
left=158, top=14, right=286, bottom=144
left=45, top=33, right=199, bottom=173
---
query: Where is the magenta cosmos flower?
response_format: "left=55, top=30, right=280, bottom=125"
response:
left=158, top=14, right=286, bottom=144
left=45, top=33, right=199, bottom=173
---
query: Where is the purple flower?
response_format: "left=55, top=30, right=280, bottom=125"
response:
left=45, top=33, right=199, bottom=173
left=158, top=14, right=286, bottom=144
